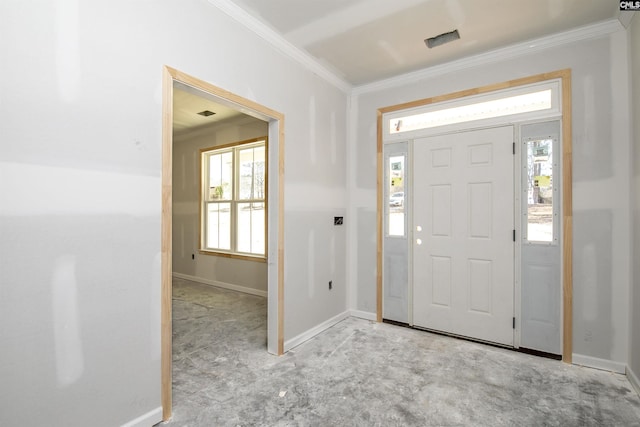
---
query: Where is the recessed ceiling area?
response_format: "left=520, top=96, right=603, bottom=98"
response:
left=229, top=0, right=622, bottom=85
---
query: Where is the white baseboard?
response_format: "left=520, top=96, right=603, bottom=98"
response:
left=572, top=353, right=626, bottom=374
left=627, top=365, right=640, bottom=396
left=120, top=407, right=162, bottom=427
left=173, top=272, right=267, bottom=298
left=350, top=310, right=377, bottom=321
left=284, top=310, right=350, bottom=352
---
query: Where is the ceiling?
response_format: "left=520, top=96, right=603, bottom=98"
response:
left=173, top=87, right=247, bottom=134
left=176, top=1, right=628, bottom=131
left=229, top=0, right=623, bottom=86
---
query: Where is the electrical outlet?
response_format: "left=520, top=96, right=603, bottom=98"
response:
left=329, top=280, right=333, bottom=290
left=192, top=254, right=195, bottom=260
left=334, top=216, right=343, bottom=226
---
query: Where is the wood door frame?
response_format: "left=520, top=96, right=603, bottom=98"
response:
left=376, top=69, right=573, bottom=363
left=161, top=66, right=285, bottom=421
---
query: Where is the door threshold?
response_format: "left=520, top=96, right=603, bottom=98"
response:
left=382, top=318, right=410, bottom=328
left=383, top=319, right=561, bottom=361
left=517, top=347, right=562, bottom=360
left=410, top=324, right=513, bottom=350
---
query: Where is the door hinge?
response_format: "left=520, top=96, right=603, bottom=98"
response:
left=513, top=230, right=516, bottom=241
left=513, top=142, right=516, bottom=155
left=513, top=317, right=516, bottom=329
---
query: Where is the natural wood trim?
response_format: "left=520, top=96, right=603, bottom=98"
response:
left=161, top=66, right=286, bottom=421
left=375, top=69, right=573, bottom=363
left=560, top=69, right=573, bottom=363
left=378, top=70, right=571, bottom=115
left=166, top=66, right=283, bottom=119
left=161, top=66, right=173, bottom=422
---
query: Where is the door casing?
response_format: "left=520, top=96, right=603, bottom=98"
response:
left=376, top=69, right=573, bottom=362
left=161, top=66, right=285, bottom=421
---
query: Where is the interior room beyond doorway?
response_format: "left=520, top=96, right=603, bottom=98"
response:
left=161, top=66, right=285, bottom=421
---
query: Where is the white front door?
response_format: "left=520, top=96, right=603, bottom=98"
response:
left=412, top=126, right=515, bottom=346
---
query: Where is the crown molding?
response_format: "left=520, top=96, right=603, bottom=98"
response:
left=205, top=3, right=626, bottom=98
left=207, top=0, right=352, bottom=93
left=352, top=19, right=623, bottom=96
left=617, top=10, right=636, bottom=28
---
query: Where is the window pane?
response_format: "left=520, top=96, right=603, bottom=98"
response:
left=390, top=89, right=552, bottom=134
left=237, top=202, right=265, bottom=254
left=238, top=145, right=266, bottom=200
left=206, top=203, right=231, bottom=250
left=388, top=155, right=405, bottom=236
left=208, top=152, right=233, bottom=201
left=526, top=139, right=553, bottom=242
left=202, top=141, right=266, bottom=257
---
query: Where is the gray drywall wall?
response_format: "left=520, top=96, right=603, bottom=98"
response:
left=0, top=0, right=348, bottom=425
left=629, top=12, right=640, bottom=386
left=352, top=31, right=632, bottom=366
left=173, top=116, right=269, bottom=293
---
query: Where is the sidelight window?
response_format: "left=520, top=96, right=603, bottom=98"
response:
left=524, top=137, right=557, bottom=243
left=387, top=155, right=406, bottom=237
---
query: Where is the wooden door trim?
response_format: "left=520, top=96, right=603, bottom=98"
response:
left=376, top=69, right=573, bottom=363
left=161, top=66, right=285, bottom=421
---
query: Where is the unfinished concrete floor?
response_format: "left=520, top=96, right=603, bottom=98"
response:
left=164, top=278, right=640, bottom=426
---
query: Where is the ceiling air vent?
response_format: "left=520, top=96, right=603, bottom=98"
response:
left=197, top=110, right=216, bottom=117
left=425, top=29, right=460, bottom=49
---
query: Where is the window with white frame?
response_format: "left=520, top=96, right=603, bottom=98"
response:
left=201, top=138, right=266, bottom=258
left=385, top=80, right=560, bottom=137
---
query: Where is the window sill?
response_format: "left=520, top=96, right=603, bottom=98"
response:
left=198, top=250, right=267, bottom=263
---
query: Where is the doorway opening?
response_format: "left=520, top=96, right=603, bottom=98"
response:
left=376, top=70, right=572, bottom=362
left=161, top=66, right=285, bottom=420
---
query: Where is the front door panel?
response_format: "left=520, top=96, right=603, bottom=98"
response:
left=413, top=126, right=515, bottom=346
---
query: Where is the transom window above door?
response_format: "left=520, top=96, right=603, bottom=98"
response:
left=384, top=80, right=560, bottom=139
